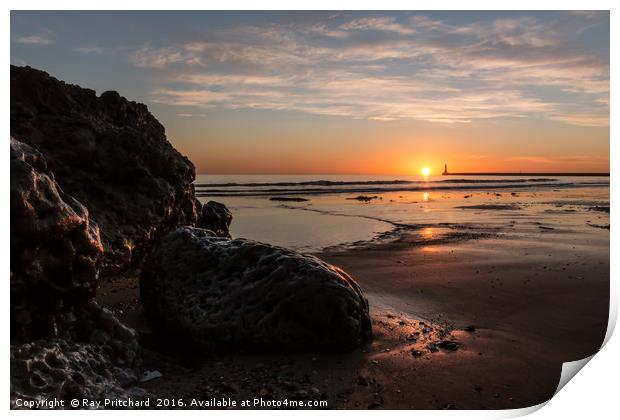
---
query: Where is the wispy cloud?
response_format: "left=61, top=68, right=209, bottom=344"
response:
left=548, top=113, right=610, bottom=127
left=15, top=34, right=54, bottom=45
left=130, top=46, right=202, bottom=68
left=177, top=113, right=208, bottom=117
left=75, top=45, right=105, bottom=54
left=340, top=16, right=416, bottom=35
left=127, top=13, right=609, bottom=127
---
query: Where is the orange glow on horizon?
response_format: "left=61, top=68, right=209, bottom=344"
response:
left=172, top=127, right=610, bottom=175
left=422, top=167, right=431, bottom=176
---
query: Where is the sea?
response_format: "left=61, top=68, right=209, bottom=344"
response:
left=195, top=174, right=610, bottom=253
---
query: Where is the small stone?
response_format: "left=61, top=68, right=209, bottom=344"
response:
left=411, top=350, right=423, bottom=357
left=438, top=341, right=460, bottom=351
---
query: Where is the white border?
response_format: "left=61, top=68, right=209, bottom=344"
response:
left=4, top=1, right=620, bottom=10
left=3, top=2, right=616, bottom=419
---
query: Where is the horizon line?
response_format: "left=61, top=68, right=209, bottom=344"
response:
left=195, top=171, right=611, bottom=176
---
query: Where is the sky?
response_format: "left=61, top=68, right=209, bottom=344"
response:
left=11, top=11, right=610, bottom=175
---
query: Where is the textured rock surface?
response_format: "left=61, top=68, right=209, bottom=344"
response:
left=10, top=65, right=222, bottom=274
left=10, top=137, right=142, bottom=406
left=10, top=303, right=144, bottom=407
left=11, top=137, right=102, bottom=340
left=196, top=201, right=233, bottom=238
left=140, top=227, right=372, bottom=352
left=11, top=341, right=141, bottom=408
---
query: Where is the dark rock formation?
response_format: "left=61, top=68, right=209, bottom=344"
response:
left=10, top=137, right=102, bottom=340
left=10, top=137, right=142, bottom=405
left=347, top=195, right=379, bottom=202
left=140, top=227, right=372, bottom=352
left=11, top=65, right=229, bottom=274
left=588, top=205, right=610, bottom=213
left=456, top=204, right=522, bottom=210
left=11, top=338, right=145, bottom=408
left=10, top=302, right=144, bottom=407
left=269, top=197, right=309, bottom=202
left=196, top=201, right=233, bottom=238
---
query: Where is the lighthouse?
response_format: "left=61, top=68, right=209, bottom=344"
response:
left=442, top=164, right=448, bottom=175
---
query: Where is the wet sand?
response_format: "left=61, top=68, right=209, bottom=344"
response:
left=321, top=232, right=609, bottom=408
left=98, top=219, right=609, bottom=409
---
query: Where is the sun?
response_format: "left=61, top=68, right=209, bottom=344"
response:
left=422, top=167, right=431, bottom=177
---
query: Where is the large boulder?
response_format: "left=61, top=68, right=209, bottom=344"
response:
left=10, top=137, right=142, bottom=405
left=140, top=227, right=372, bottom=352
left=10, top=65, right=229, bottom=274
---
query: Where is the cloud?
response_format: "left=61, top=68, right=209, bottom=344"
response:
left=75, top=45, right=105, bottom=54
left=462, top=17, right=560, bottom=47
left=548, top=113, right=610, bottom=127
left=151, top=89, right=232, bottom=106
left=339, top=16, right=415, bottom=35
left=127, top=13, right=609, bottom=127
left=131, top=46, right=202, bottom=68
left=15, top=34, right=54, bottom=45
left=567, top=11, right=608, bottom=20
left=152, top=71, right=555, bottom=124
left=177, top=113, right=208, bottom=117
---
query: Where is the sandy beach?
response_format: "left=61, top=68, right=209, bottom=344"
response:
left=98, top=208, right=609, bottom=409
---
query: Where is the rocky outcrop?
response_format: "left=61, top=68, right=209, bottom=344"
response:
left=10, top=137, right=142, bottom=405
left=10, top=137, right=102, bottom=340
left=196, top=201, right=233, bottom=238
left=10, top=305, right=144, bottom=407
left=10, top=65, right=229, bottom=275
left=140, top=227, right=372, bottom=352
